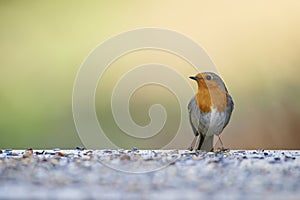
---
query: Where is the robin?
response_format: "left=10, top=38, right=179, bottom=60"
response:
left=188, top=72, right=234, bottom=151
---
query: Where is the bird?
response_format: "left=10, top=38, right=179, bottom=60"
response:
left=188, top=72, right=234, bottom=151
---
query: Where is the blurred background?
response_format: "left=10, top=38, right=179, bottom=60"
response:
left=0, top=1, right=300, bottom=149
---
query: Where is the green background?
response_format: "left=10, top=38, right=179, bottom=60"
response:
left=1, top=1, right=300, bottom=149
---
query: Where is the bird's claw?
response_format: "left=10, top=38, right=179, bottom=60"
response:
left=214, top=147, right=229, bottom=153
left=187, top=147, right=193, bottom=151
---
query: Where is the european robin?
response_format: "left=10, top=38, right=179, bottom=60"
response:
left=188, top=72, right=234, bottom=151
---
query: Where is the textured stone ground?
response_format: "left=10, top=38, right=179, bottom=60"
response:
left=0, top=149, right=299, bottom=199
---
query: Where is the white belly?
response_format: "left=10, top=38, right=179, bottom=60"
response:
left=205, top=108, right=226, bottom=136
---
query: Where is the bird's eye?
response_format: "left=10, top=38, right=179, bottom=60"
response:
left=206, top=75, right=212, bottom=80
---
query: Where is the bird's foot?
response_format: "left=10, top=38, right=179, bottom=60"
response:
left=187, top=146, right=193, bottom=151
left=214, top=147, right=229, bottom=153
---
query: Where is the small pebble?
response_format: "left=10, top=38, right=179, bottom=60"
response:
left=284, top=155, right=296, bottom=161
left=206, top=157, right=221, bottom=163
left=252, top=156, right=264, bottom=159
left=192, top=155, right=202, bottom=161
left=26, top=148, right=33, bottom=154
left=169, top=160, right=176, bottom=165
left=35, top=150, right=45, bottom=155
left=83, top=150, right=93, bottom=156
left=40, top=157, right=48, bottom=162
left=132, top=147, right=138, bottom=152
left=7, top=151, right=19, bottom=156
left=56, top=152, right=66, bottom=157
left=50, top=158, right=59, bottom=165
left=144, top=157, right=154, bottom=161
left=45, top=151, right=55, bottom=155
left=22, top=158, right=31, bottom=165
left=120, top=154, right=130, bottom=160
left=207, top=152, right=215, bottom=155
left=151, top=150, right=158, bottom=157
left=23, top=148, right=33, bottom=158
left=76, top=147, right=85, bottom=151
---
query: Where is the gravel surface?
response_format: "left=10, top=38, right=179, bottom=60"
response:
left=0, top=149, right=300, bottom=199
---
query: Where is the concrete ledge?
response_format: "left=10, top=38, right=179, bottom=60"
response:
left=0, top=149, right=299, bottom=199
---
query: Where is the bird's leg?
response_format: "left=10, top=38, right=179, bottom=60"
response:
left=216, top=135, right=228, bottom=152
left=187, top=136, right=198, bottom=151
left=217, top=135, right=224, bottom=148
left=196, top=134, right=205, bottom=151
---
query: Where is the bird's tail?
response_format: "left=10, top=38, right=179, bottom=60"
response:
left=200, top=135, right=214, bottom=151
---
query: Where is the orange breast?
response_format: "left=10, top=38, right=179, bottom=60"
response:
left=195, top=83, right=228, bottom=113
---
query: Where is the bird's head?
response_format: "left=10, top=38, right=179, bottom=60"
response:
left=189, top=72, right=227, bottom=92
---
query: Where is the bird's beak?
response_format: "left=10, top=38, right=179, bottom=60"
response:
left=189, top=76, right=199, bottom=81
